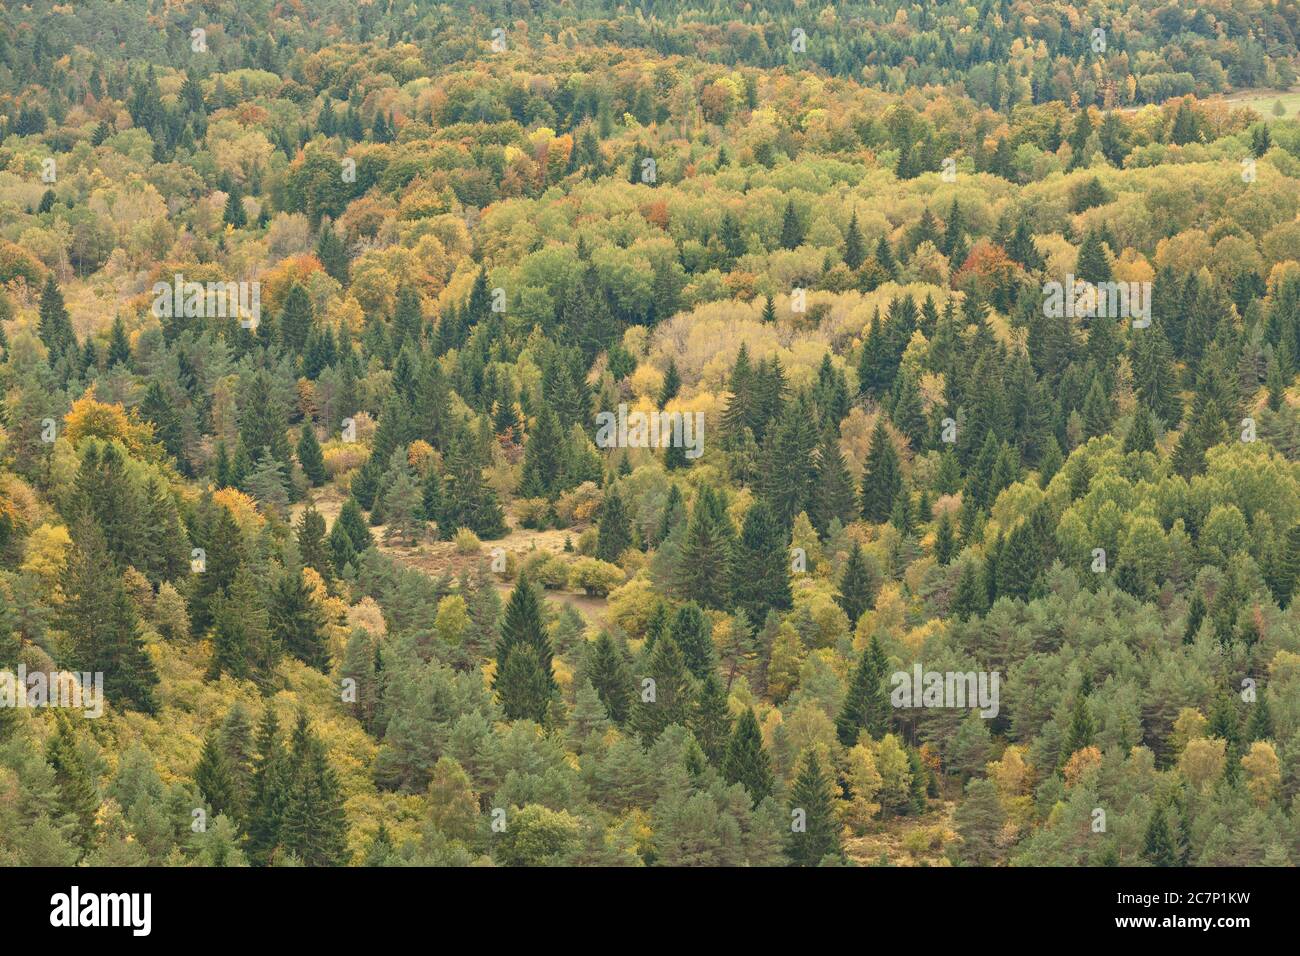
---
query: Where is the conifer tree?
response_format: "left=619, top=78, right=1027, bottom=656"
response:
left=860, top=420, right=902, bottom=522
left=296, top=506, right=332, bottom=583
left=493, top=579, right=557, bottom=721
left=1061, top=693, right=1096, bottom=765
left=38, top=275, right=76, bottom=360
left=45, top=718, right=99, bottom=853
left=595, top=486, right=633, bottom=563
left=934, top=511, right=956, bottom=564
left=1143, top=806, right=1176, bottom=866
left=723, top=708, right=773, bottom=806
left=836, top=542, right=877, bottom=627
left=632, top=634, right=694, bottom=745
left=208, top=566, right=274, bottom=683
left=835, top=634, right=890, bottom=745
left=62, top=516, right=159, bottom=712
left=843, top=211, right=866, bottom=270
left=270, top=568, right=329, bottom=670
left=731, top=499, right=793, bottom=628
left=670, top=602, right=715, bottom=680
left=586, top=631, right=633, bottom=725
left=247, top=707, right=289, bottom=863
left=787, top=751, right=842, bottom=865
left=280, top=713, right=349, bottom=865
left=297, top=421, right=327, bottom=485
left=779, top=198, right=803, bottom=249
left=810, top=427, right=857, bottom=535
left=690, top=673, right=732, bottom=763
left=676, top=485, right=735, bottom=609
left=195, top=730, right=238, bottom=819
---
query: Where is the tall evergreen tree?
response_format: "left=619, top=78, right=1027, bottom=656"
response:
left=787, top=751, right=842, bottom=865
left=860, top=420, right=902, bottom=522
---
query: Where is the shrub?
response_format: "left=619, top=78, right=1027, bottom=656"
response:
left=568, top=557, right=625, bottom=597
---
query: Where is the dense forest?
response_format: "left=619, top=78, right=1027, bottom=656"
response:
left=1, top=0, right=1299, bottom=867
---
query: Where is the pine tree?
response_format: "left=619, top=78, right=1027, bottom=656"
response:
left=669, top=602, right=715, bottom=680
left=195, top=730, right=238, bottom=819
left=586, top=631, right=633, bottom=725
left=835, top=634, right=890, bottom=745
left=723, top=708, right=773, bottom=806
left=270, top=568, right=329, bottom=670
left=595, top=486, right=633, bottom=562
left=493, top=579, right=557, bottom=721
left=45, top=718, right=99, bottom=853
left=731, top=499, right=793, bottom=628
left=632, top=634, right=694, bottom=745
left=860, top=420, right=902, bottom=522
left=779, top=199, right=804, bottom=249
left=810, top=427, right=857, bottom=535
left=690, top=673, right=732, bottom=763
left=843, top=211, right=866, bottom=270
left=787, top=751, right=842, bottom=865
left=934, top=511, right=956, bottom=564
left=297, top=421, right=327, bottom=485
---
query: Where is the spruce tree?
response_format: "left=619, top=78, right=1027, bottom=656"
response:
left=280, top=713, right=350, bottom=865
left=860, top=420, right=902, bottom=522
left=723, top=708, right=774, bottom=806
left=297, top=421, right=327, bottom=485
left=934, top=511, right=956, bottom=564
left=632, top=634, right=694, bottom=745
left=270, top=568, right=329, bottom=670
left=690, top=673, right=732, bottom=764
left=835, top=634, right=890, bottom=745
left=835, top=541, right=876, bottom=627
left=676, top=485, right=735, bottom=609
left=843, top=211, right=866, bottom=270
left=731, top=499, right=793, bottom=628
left=670, top=602, right=715, bottom=680
left=595, top=486, right=633, bottom=562
left=247, top=707, right=288, bottom=863
left=195, top=730, right=238, bottom=819
left=45, top=718, right=99, bottom=854
left=493, top=579, right=557, bottom=721
left=787, top=751, right=842, bottom=865
left=810, top=427, right=857, bottom=535
left=586, top=631, right=633, bottom=725
left=779, top=199, right=803, bottom=249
